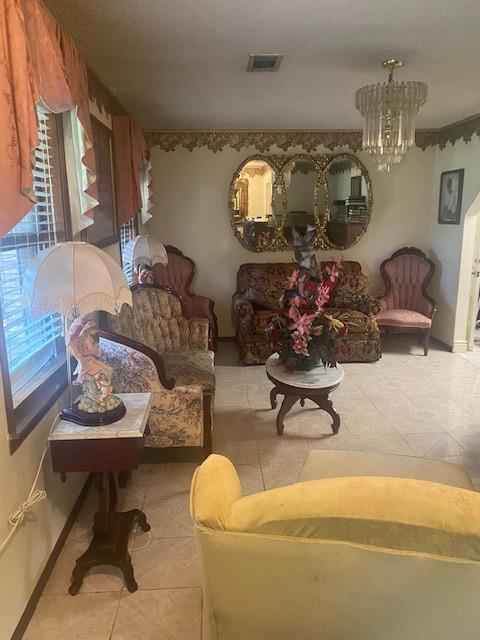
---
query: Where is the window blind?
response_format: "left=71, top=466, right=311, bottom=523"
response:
left=120, top=218, right=136, bottom=284
left=0, top=104, right=64, bottom=404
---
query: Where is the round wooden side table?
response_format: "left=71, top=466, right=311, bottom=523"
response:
left=265, top=354, right=344, bottom=436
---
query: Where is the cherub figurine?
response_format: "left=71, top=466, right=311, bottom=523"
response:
left=67, top=318, right=123, bottom=415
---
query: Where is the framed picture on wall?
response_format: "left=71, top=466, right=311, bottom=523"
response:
left=87, top=117, right=118, bottom=247
left=438, top=168, right=464, bottom=225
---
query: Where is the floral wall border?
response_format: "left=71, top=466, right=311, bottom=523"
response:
left=146, top=114, right=480, bottom=153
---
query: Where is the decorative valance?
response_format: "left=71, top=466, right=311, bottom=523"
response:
left=0, top=0, right=97, bottom=238
left=113, top=115, right=150, bottom=225
left=0, top=0, right=39, bottom=237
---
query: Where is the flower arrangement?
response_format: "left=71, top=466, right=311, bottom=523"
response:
left=266, top=258, right=346, bottom=371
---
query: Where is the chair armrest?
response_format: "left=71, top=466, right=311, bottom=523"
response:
left=98, top=330, right=175, bottom=390
left=232, top=293, right=254, bottom=336
left=188, top=317, right=210, bottom=350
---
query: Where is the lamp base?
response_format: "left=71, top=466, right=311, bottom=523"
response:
left=61, top=401, right=127, bottom=426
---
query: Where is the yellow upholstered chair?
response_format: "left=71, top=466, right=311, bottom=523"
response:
left=191, top=451, right=480, bottom=640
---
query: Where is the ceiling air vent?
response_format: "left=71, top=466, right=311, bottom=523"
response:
left=247, top=54, right=283, bottom=72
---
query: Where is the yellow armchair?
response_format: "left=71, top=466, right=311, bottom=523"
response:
left=191, top=451, right=480, bottom=640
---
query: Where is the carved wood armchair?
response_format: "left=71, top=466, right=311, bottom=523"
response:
left=151, top=245, right=218, bottom=350
left=376, top=247, right=436, bottom=355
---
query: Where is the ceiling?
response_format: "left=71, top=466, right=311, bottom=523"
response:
left=45, top=0, right=480, bottom=130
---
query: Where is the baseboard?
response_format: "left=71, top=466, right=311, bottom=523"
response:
left=452, top=339, right=468, bottom=353
left=11, top=475, right=92, bottom=640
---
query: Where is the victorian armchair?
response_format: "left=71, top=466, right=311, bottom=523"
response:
left=232, top=261, right=381, bottom=365
left=102, top=284, right=215, bottom=461
left=151, top=245, right=218, bottom=350
left=376, top=247, right=436, bottom=355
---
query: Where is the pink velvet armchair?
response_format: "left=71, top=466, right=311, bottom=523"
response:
left=376, top=247, right=436, bottom=355
left=151, top=246, right=218, bottom=350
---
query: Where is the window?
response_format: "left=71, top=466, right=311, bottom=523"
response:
left=0, top=104, right=71, bottom=449
left=119, top=217, right=137, bottom=284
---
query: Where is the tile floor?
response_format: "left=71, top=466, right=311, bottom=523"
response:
left=24, top=336, right=480, bottom=639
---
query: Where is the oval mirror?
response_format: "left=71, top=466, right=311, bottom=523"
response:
left=230, top=157, right=277, bottom=251
left=324, top=154, right=372, bottom=249
left=282, top=155, right=318, bottom=249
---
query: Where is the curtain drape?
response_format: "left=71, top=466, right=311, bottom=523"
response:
left=0, top=0, right=97, bottom=238
left=0, top=0, right=39, bottom=237
left=113, top=114, right=150, bottom=225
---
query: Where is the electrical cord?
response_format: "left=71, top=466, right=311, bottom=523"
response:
left=0, top=413, right=61, bottom=555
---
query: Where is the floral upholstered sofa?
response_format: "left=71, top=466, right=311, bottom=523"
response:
left=101, top=284, right=215, bottom=460
left=232, top=262, right=381, bottom=365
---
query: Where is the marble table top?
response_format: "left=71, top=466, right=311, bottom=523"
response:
left=49, top=393, right=152, bottom=441
left=266, top=353, right=344, bottom=389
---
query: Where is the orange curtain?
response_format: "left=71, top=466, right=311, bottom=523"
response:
left=21, top=0, right=72, bottom=113
left=113, top=115, right=149, bottom=225
left=0, top=0, right=97, bottom=238
left=0, top=0, right=39, bottom=237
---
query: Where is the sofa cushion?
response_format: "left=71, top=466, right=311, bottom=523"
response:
left=376, top=308, right=432, bottom=329
left=299, top=450, right=474, bottom=490
left=163, top=348, right=215, bottom=392
left=327, top=308, right=378, bottom=335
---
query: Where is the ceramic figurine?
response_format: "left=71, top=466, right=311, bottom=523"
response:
left=67, top=318, right=124, bottom=417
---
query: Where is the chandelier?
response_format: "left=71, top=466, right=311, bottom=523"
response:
left=355, top=59, right=427, bottom=172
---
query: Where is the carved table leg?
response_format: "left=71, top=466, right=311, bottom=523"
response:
left=311, top=396, right=340, bottom=434
left=270, top=386, right=280, bottom=409
left=69, top=473, right=150, bottom=595
left=276, top=395, right=299, bottom=436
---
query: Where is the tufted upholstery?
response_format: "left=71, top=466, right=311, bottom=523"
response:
left=379, top=253, right=434, bottom=317
left=105, top=285, right=215, bottom=457
left=377, top=248, right=436, bottom=355
left=109, top=287, right=209, bottom=354
left=232, top=262, right=381, bottom=365
left=151, top=246, right=218, bottom=349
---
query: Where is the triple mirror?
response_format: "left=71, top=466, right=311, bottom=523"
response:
left=229, top=153, right=372, bottom=251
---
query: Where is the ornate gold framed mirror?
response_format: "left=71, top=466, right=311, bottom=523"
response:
left=229, top=152, right=372, bottom=251
left=321, top=153, right=372, bottom=250
left=229, top=156, right=280, bottom=252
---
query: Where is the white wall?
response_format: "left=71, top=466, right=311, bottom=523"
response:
left=430, top=135, right=480, bottom=350
left=148, top=144, right=436, bottom=336
left=0, top=388, right=85, bottom=639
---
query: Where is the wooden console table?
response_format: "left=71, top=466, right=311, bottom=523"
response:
left=49, top=393, right=152, bottom=595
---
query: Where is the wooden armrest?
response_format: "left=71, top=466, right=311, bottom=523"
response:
left=98, top=329, right=175, bottom=390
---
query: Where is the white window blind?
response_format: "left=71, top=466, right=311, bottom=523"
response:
left=0, top=104, right=64, bottom=405
left=120, top=218, right=136, bottom=285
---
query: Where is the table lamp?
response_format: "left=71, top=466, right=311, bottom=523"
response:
left=23, top=242, right=132, bottom=426
left=123, top=235, right=168, bottom=284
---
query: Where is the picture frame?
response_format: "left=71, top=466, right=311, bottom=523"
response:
left=438, top=168, right=464, bottom=225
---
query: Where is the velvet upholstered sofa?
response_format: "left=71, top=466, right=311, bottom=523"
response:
left=100, top=284, right=215, bottom=460
left=192, top=451, right=480, bottom=640
left=232, top=262, right=381, bottom=365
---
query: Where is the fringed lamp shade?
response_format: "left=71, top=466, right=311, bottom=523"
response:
left=123, top=235, right=168, bottom=269
left=23, top=242, right=132, bottom=318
